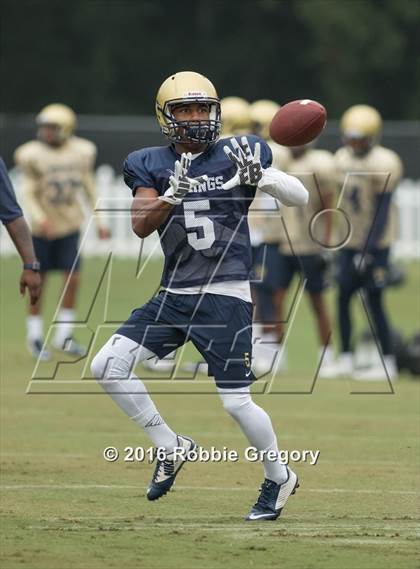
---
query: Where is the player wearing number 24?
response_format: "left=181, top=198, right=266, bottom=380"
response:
left=91, top=71, right=308, bottom=521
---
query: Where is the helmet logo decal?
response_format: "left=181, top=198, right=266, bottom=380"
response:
left=183, top=91, right=208, bottom=97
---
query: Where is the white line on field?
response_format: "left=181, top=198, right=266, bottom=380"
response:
left=1, top=453, right=87, bottom=458
left=0, top=484, right=418, bottom=495
left=38, top=516, right=420, bottom=527
left=25, top=524, right=418, bottom=538
left=37, top=516, right=420, bottom=531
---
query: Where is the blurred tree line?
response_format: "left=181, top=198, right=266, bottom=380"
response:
left=1, top=0, right=419, bottom=119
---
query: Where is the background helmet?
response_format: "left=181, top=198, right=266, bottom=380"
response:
left=155, top=71, right=221, bottom=144
left=340, top=104, right=382, bottom=139
left=250, top=99, right=280, bottom=140
left=36, top=103, right=77, bottom=142
left=220, top=96, right=251, bottom=136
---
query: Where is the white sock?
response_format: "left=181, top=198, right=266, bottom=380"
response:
left=27, top=316, right=43, bottom=342
left=320, top=345, right=335, bottom=364
left=101, top=374, right=179, bottom=450
left=53, top=308, right=75, bottom=347
left=218, top=387, right=288, bottom=484
left=91, top=335, right=178, bottom=451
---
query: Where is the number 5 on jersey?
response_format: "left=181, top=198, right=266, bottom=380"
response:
left=184, top=200, right=215, bottom=251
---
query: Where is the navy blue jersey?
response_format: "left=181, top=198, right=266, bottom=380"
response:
left=0, top=157, right=23, bottom=225
left=124, top=136, right=272, bottom=288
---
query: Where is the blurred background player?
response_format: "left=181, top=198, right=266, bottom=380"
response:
left=276, top=142, right=337, bottom=376
left=247, top=100, right=291, bottom=375
left=220, top=96, right=252, bottom=138
left=14, top=103, right=110, bottom=360
left=0, top=157, right=42, bottom=306
left=332, top=104, right=403, bottom=380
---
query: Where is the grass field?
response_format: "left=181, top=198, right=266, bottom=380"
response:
left=1, top=255, right=419, bottom=569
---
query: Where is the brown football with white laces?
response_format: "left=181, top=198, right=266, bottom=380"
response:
left=269, top=99, right=327, bottom=146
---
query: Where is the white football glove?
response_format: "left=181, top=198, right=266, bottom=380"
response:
left=159, top=152, right=208, bottom=205
left=222, top=136, right=263, bottom=190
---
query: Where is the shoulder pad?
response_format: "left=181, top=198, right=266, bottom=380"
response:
left=69, top=136, right=97, bottom=160
left=14, top=140, right=40, bottom=166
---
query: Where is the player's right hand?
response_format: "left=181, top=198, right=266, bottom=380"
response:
left=315, top=250, right=334, bottom=271
left=222, top=137, right=263, bottom=190
left=159, top=153, right=208, bottom=205
left=97, top=226, right=111, bottom=240
left=353, top=252, right=373, bottom=277
left=20, top=269, right=42, bottom=305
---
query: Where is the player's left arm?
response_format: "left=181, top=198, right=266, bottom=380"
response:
left=316, top=158, right=338, bottom=247
left=365, top=152, right=403, bottom=252
left=5, top=217, right=42, bottom=305
left=222, top=136, right=308, bottom=206
left=0, top=159, right=41, bottom=304
left=313, top=187, right=335, bottom=249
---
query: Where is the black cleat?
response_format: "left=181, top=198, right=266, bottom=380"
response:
left=28, top=339, right=51, bottom=361
left=55, top=337, right=87, bottom=357
left=146, top=435, right=196, bottom=501
left=246, top=466, right=299, bottom=521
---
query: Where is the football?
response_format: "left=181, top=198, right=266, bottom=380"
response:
left=269, top=99, right=327, bottom=146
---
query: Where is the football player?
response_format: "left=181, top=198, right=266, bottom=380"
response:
left=247, top=100, right=291, bottom=374
left=220, top=96, right=252, bottom=138
left=0, top=157, right=41, bottom=305
left=14, top=104, right=110, bottom=360
left=276, top=143, right=337, bottom=376
left=91, top=71, right=308, bottom=521
left=333, top=105, right=403, bottom=380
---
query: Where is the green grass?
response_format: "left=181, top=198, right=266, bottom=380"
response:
left=1, top=256, right=419, bottom=569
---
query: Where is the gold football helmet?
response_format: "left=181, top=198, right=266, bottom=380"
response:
left=220, top=96, right=251, bottom=135
left=155, top=71, right=221, bottom=144
left=250, top=99, right=280, bottom=140
left=340, top=105, right=382, bottom=138
left=36, top=103, right=77, bottom=142
left=340, top=104, right=382, bottom=155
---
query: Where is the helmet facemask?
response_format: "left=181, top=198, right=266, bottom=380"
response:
left=36, top=104, right=76, bottom=146
left=158, top=97, right=221, bottom=144
left=343, top=132, right=377, bottom=157
left=340, top=105, right=382, bottom=157
left=37, top=122, right=65, bottom=146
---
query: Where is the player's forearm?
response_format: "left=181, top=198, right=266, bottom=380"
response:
left=258, top=167, right=309, bottom=206
left=365, top=192, right=392, bottom=251
left=323, top=210, right=333, bottom=247
left=131, top=198, right=174, bottom=238
left=322, top=192, right=335, bottom=247
left=5, top=216, right=38, bottom=263
left=22, top=179, right=46, bottom=225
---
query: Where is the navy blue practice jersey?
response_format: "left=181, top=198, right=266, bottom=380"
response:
left=124, top=136, right=272, bottom=288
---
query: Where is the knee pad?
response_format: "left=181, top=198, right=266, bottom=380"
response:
left=218, top=386, right=252, bottom=417
left=91, top=334, right=154, bottom=380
